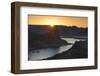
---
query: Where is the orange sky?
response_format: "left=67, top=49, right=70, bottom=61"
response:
left=28, top=15, right=88, bottom=28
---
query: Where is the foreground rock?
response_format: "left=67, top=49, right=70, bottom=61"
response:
left=43, top=40, right=88, bottom=60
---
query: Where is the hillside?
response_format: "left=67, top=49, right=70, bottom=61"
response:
left=28, top=25, right=68, bottom=50
left=28, top=25, right=87, bottom=50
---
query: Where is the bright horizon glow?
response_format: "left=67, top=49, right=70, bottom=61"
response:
left=28, top=15, right=88, bottom=28
left=50, top=25, right=55, bottom=27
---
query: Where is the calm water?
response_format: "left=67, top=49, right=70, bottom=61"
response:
left=28, top=38, right=86, bottom=60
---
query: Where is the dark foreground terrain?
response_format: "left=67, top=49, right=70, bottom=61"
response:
left=43, top=40, right=88, bottom=60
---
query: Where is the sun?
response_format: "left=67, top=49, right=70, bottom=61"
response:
left=50, top=25, right=55, bottom=27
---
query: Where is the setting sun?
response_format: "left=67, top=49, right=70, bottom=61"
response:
left=50, top=25, right=55, bottom=27
left=28, top=15, right=88, bottom=28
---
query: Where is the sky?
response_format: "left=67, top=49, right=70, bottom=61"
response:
left=28, top=15, right=88, bottom=28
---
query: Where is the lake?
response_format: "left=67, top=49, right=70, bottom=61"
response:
left=28, top=38, right=86, bottom=60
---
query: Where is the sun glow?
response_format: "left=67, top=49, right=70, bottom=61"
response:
left=50, top=25, right=54, bottom=27
left=28, top=15, right=88, bottom=28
